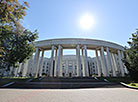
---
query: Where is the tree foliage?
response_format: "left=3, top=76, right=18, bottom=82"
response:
left=0, top=0, right=38, bottom=71
left=123, top=29, right=138, bottom=81
left=0, top=26, right=38, bottom=69
left=0, top=0, right=29, bottom=30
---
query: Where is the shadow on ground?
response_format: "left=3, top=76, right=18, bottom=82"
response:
left=0, top=77, right=125, bottom=89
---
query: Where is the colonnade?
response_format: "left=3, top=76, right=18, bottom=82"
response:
left=31, top=44, right=127, bottom=78
left=1, top=38, right=128, bottom=78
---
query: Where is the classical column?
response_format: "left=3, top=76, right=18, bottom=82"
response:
left=22, top=60, right=29, bottom=77
left=120, top=50, right=128, bottom=74
left=17, top=63, right=22, bottom=77
left=110, top=52, right=117, bottom=77
left=56, top=45, right=62, bottom=77
left=14, top=63, right=19, bottom=77
left=106, top=47, right=113, bottom=76
left=9, top=66, right=13, bottom=76
left=50, top=45, right=55, bottom=77
left=117, top=50, right=125, bottom=76
left=95, top=49, right=101, bottom=77
left=83, top=45, right=89, bottom=77
left=13, top=68, right=18, bottom=77
left=81, top=48, right=85, bottom=76
left=65, top=60, right=69, bottom=77
left=59, top=48, right=63, bottom=77
left=39, top=49, right=45, bottom=77
left=33, top=47, right=40, bottom=77
left=44, top=61, right=47, bottom=74
left=27, top=56, right=34, bottom=77
left=76, top=45, right=81, bottom=77
left=72, top=61, right=75, bottom=77
left=54, top=49, right=58, bottom=77
left=114, top=53, right=120, bottom=73
left=100, top=46, right=109, bottom=76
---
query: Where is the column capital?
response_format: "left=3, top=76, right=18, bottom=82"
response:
left=83, top=44, right=87, bottom=49
left=58, top=44, right=62, bottom=48
left=36, top=47, right=41, bottom=51
left=81, top=44, right=87, bottom=49
left=51, top=44, right=55, bottom=47
left=76, top=44, right=80, bottom=48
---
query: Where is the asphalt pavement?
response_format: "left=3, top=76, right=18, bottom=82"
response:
left=0, top=88, right=138, bottom=102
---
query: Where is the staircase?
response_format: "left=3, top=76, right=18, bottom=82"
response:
left=4, top=77, right=123, bottom=89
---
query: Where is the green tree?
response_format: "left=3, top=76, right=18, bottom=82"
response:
left=123, top=29, right=138, bottom=81
left=0, top=0, right=29, bottom=30
left=0, top=0, right=38, bottom=73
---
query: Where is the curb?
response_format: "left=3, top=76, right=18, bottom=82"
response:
left=1, top=82, right=15, bottom=87
left=26, top=79, right=33, bottom=82
left=120, top=82, right=138, bottom=90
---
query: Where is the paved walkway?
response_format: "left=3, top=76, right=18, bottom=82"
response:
left=0, top=88, right=138, bottom=102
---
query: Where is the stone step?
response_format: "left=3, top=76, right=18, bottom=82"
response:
left=32, top=77, right=103, bottom=82
left=4, top=81, right=123, bottom=89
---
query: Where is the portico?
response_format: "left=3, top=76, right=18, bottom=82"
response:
left=30, top=38, right=127, bottom=78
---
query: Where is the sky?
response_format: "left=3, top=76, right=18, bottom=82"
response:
left=22, top=0, right=138, bottom=57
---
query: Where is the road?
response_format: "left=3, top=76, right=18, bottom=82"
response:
left=0, top=88, right=138, bottom=102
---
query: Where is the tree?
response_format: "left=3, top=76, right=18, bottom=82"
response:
left=0, top=0, right=38, bottom=74
left=123, top=29, right=138, bottom=82
left=0, top=0, right=29, bottom=30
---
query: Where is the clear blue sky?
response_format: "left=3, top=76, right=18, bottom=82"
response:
left=22, top=0, right=138, bottom=57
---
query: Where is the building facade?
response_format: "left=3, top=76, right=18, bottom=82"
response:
left=0, top=38, right=128, bottom=77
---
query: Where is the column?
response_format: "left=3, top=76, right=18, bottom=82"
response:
left=27, top=56, right=34, bottom=77
left=14, top=63, right=19, bottom=77
left=106, top=47, right=113, bottom=76
left=54, top=49, right=57, bottom=77
left=95, top=49, right=101, bottom=77
left=14, top=68, right=18, bottom=77
left=17, top=63, right=22, bottom=77
left=120, top=50, right=128, bottom=74
left=59, top=48, right=63, bottom=77
left=114, top=53, right=120, bottom=73
left=8, top=66, right=12, bottom=76
left=84, top=45, right=89, bottom=77
left=33, top=47, right=40, bottom=77
left=39, top=49, right=45, bottom=77
left=100, top=46, right=109, bottom=76
left=110, top=52, right=117, bottom=76
left=50, top=45, right=55, bottom=77
left=118, top=50, right=125, bottom=76
left=81, top=48, right=85, bottom=76
left=72, top=61, right=75, bottom=77
left=56, top=45, right=62, bottom=77
left=76, top=45, right=81, bottom=77
left=44, top=61, right=47, bottom=74
left=65, top=60, right=69, bottom=77
left=22, top=60, right=29, bottom=77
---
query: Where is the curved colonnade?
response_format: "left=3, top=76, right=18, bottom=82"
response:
left=30, top=38, right=127, bottom=78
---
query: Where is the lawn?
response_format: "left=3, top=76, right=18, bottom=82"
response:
left=127, top=83, right=138, bottom=88
left=97, top=77, right=133, bottom=83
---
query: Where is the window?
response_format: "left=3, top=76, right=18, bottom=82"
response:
left=68, top=66, right=72, bottom=70
left=62, top=66, right=64, bottom=70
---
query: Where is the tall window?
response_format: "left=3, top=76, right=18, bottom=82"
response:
left=68, top=66, right=72, bottom=70
left=62, top=66, right=64, bottom=70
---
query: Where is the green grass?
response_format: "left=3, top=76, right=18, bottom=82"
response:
left=97, top=77, right=133, bottom=83
left=127, top=83, right=138, bottom=88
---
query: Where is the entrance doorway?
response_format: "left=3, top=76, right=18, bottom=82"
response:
left=69, top=73, right=72, bottom=77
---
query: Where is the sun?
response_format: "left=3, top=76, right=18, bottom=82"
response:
left=80, top=14, right=94, bottom=30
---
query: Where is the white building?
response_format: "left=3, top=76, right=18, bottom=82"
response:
left=0, top=38, right=128, bottom=77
